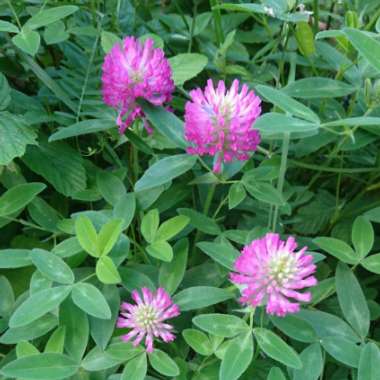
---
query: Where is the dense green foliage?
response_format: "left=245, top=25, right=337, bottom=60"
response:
left=1, top=0, right=380, bottom=379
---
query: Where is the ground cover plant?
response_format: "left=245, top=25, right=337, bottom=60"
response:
left=1, top=0, right=380, bottom=379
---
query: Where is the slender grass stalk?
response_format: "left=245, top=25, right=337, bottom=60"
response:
left=272, top=133, right=290, bottom=232
left=209, top=0, right=224, bottom=46
left=313, top=0, right=320, bottom=34
left=6, top=0, right=22, bottom=30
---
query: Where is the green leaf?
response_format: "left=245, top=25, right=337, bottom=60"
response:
left=9, top=286, right=72, bottom=328
left=120, top=267, right=155, bottom=292
left=135, top=154, right=196, bottom=192
left=141, top=209, right=160, bottom=243
left=89, top=285, right=120, bottom=350
left=23, top=142, right=86, bottom=197
left=270, top=315, right=317, bottom=343
left=139, top=33, right=164, bottom=48
left=283, top=77, right=356, bottom=99
left=295, top=21, right=316, bottom=57
left=0, top=249, right=32, bottom=268
left=0, top=314, right=57, bottom=344
left=256, top=85, right=320, bottom=123
left=228, top=182, right=246, bottom=209
left=0, top=275, right=15, bottom=317
left=335, top=262, right=370, bottom=338
left=21, top=54, right=76, bottom=112
left=12, top=29, right=40, bottom=55
left=178, top=208, right=221, bottom=235
left=25, top=6, right=79, bottom=30
left=244, top=180, right=285, bottom=206
left=49, top=119, right=116, bottom=142
left=16, top=341, right=39, bottom=357
left=31, top=249, right=74, bottom=285
left=43, top=20, right=69, bottom=45
left=321, top=116, right=380, bottom=129
left=0, top=20, right=19, bottom=33
left=75, top=216, right=99, bottom=257
left=310, top=277, right=336, bottom=305
left=297, top=310, right=359, bottom=342
left=53, top=238, right=82, bottom=259
left=220, top=331, right=253, bottom=380
left=101, top=31, right=121, bottom=53
left=59, top=299, right=89, bottom=361
left=344, top=28, right=380, bottom=73
left=149, top=349, right=180, bottom=377
left=358, top=343, right=380, bottom=380
left=173, top=287, right=233, bottom=311
left=267, top=367, right=286, bottom=380
left=28, top=197, right=61, bottom=232
left=156, top=215, right=189, bottom=241
left=30, top=271, right=52, bottom=294
left=197, top=241, right=239, bottom=270
left=139, top=102, right=187, bottom=148
left=0, top=182, right=45, bottom=217
left=121, top=353, right=147, bottom=380
left=193, top=313, right=249, bottom=338
left=321, top=336, right=360, bottom=367
left=71, top=283, right=111, bottom=319
left=96, top=256, right=121, bottom=284
left=0, top=353, right=79, bottom=380
left=253, top=328, right=302, bottom=369
left=106, top=341, right=143, bottom=362
left=82, top=346, right=121, bottom=371
left=124, top=128, right=154, bottom=154
left=45, top=326, right=66, bottom=353
left=96, top=170, right=126, bottom=206
left=146, top=240, right=173, bottom=262
left=98, top=219, right=123, bottom=256
left=159, top=238, right=188, bottom=294
left=352, top=216, right=373, bottom=260
left=293, top=343, right=323, bottom=380
left=169, top=53, right=208, bottom=85
left=361, top=253, right=380, bottom=274
left=254, top=113, right=319, bottom=136
left=314, top=237, right=357, bottom=264
left=113, top=193, right=136, bottom=230
left=0, top=74, right=11, bottom=110
left=182, top=329, right=213, bottom=356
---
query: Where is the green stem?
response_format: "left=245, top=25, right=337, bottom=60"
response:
left=3, top=216, right=53, bottom=233
left=203, top=184, right=216, bottom=216
left=132, top=143, right=139, bottom=183
left=272, top=133, right=290, bottom=232
left=6, top=0, right=22, bottom=30
left=76, top=22, right=101, bottom=122
left=209, top=0, right=224, bottom=46
left=192, top=184, right=216, bottom=257
left=312, top=0, right=319, bottom=34
left=79, top=273, right=96, bottom=283
left=249, top=310, right=254, bottom=329
left=188, top=2, right=198, bottom=53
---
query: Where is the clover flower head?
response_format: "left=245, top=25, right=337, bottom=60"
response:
left=102, top=37, right=174, bottom=133
left=230, top=233, right=318, bottom=317
left=184, top=79, right=262, bottom=172
left=117, top=287, right=180, bottom=353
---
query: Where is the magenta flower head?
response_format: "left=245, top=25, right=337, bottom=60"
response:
left=184, top=79, right=262, bottom=173
left=117, top=287, right=180, bottom=353
left=230, top=233, right=317, bottom=317
left=102, top=37, right=175, bottom=133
